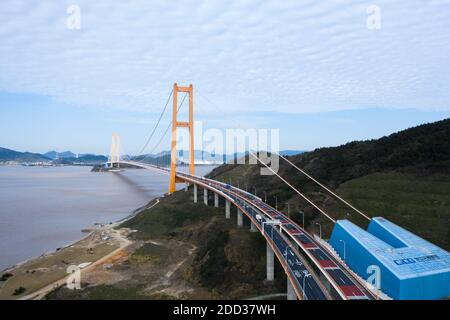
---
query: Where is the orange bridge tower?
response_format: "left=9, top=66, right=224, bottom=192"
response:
left=168, top=83, right=194, bottom=193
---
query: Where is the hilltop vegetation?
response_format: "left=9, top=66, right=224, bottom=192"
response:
left=208, top=118, right=450, bottom=250
left=288, top=118, right=450, bottom=185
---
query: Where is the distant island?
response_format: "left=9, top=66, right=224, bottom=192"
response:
left=0, top=147, right=50, bottom=163
left=0, top=148, right=107, bottom=166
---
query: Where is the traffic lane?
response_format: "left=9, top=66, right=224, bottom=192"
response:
left=276, top=232, right=327, bottom=300
left=260, top=219, right=320, bottom=299
left=270, top=212, right=371, bottom=299
left=269, top=227, right=333, bottom=300
left=286, top=222, right=373, bottom=299
left=218, top=186, right=329, bottom=299
left=312, top=241, right=375, bottom=299
left=264, top=219, right=316, bottom=300
left=222, top=183, right=362, bottom=299
left=184, top=178, right=330, bottom=300
left=286, top=252, right=321, bottom=299
left=196, top=178, right=327, bottom=300
left=267, top=224, right=328, bottom=300
left=237, top=189, right=374, bottom=300
left=177, top=174, right=372, bottom=299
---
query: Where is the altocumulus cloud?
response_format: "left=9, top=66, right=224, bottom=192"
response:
left=0, top=0, right=450, bottom=115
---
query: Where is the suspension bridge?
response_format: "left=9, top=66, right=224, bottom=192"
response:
left=105, top=83, right=379, bottom=300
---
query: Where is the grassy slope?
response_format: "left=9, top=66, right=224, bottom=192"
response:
left=332, top=172, right=450, bottom=249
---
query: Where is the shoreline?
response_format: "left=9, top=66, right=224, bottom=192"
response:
left=0, top=197, right=161, bottom=299
left=0, top=164, right=161, bottom=274
left=1, top=195, right=160, bottom=275
left=0, top=165, right=215, bottom=299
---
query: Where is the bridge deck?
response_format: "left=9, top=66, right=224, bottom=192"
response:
left=118, top=161, right=376, bottom=300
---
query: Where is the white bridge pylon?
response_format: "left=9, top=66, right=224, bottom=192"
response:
left=108, top=133, right=120, bottom=168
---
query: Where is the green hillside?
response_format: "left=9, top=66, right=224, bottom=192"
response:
left=207, top=118, right=450, bottom=250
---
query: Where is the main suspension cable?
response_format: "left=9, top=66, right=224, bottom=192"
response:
left=278, top=154, right=371, bottom=221
left=249, top=152, right=336, bottom=224
left=135, top=93, right=188, bottom=164
left=137, top=89, right=173, bottom=156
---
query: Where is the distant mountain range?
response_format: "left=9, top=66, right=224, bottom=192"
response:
left=133, top=150, right=230, bottom=164
left=133, top=149, right=305, bottom=165
left=0, top=148, right=107, bottom=164
left=0, top=147, right=305, bottom=165
left=0, top=147, right=50, bottom=163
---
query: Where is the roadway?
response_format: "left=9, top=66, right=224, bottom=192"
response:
left=204, top=178, right=376, bottom=300
left=235, top=196, right=330, bottom=300
left=119, top=161, right=376, bottom=300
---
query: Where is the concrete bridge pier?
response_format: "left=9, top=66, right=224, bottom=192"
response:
left=214, top=193, right=219, bottom=208
left=204, top=188, right=208, bottom=206
left=184, top=183, right=189, bottom=192
left=266, top=243, right=274, bottom=281
left=225, top=200, right=230, bottom=219
left=193, top=184, right=198, bottom=203
left=225, top=199, right=231, bottom=219
left=250, top=221, right=257, bottom=232
left=237, top=208, right=243, bottom=227
left=287, top=279, right=296, bottom=300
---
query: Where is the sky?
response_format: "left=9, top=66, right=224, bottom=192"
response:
left=0, top=0, right=449, bottom=155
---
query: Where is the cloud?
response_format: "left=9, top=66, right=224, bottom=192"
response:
left=0, top=0, right=450, bottom=116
